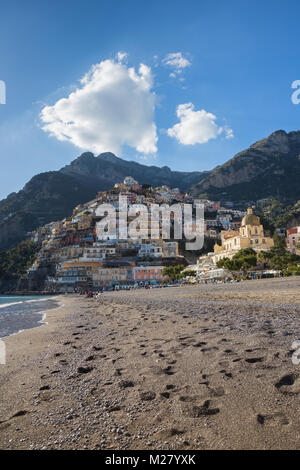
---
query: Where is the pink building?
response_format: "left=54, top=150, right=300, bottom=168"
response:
left=133, top=266, right=165, bottom=284
left=286, top=227, right=300, bottom=253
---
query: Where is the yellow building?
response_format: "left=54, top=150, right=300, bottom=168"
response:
left=212, top=207, right=274, bottom=264
left=93, top=262, right=135, bottom=287
left=93, top=266, right=131, bottom=287
left=77, top=215, right=92, bottom=230
left=61, top=259, right=103, bottom=273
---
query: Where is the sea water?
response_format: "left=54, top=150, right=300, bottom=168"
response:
left=0, top=295, right=61, bottom=338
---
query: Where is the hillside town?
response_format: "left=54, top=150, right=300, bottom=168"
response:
left=21, top=176, right=300, bottom=292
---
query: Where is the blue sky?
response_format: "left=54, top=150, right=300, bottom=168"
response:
left=0, top=0, right=300, bottom=199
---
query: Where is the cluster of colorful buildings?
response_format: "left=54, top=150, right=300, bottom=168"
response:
left=193, top=207, right=300, bottom=280
left=52, top=260, right=166, bottom=290
left=27, top=174, right=300, bottom=290
left=28, top=177, right=185, bottom=291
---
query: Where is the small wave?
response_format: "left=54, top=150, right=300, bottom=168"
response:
left=0, top=297, right=62, bottom=339
left=0, top=297, right=56, bottom=310
left=0, top=301, right=25, bottom=310
left=25, top=297, right=55, bottom=303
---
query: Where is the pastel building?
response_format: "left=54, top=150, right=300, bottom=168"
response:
left=212, top=207, right=274, bottom=264
left=132, top=266, right=165, bottom=284
left=286, top=227, right=300, bottom=253
left=93, top=262, right=133, bottom=287
left=55, top=259, right=104, bottom=289
left=83, top=243, right=116, bottom=259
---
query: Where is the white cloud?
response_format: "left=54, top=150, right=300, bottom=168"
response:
left=167, top=103, right=233, bottom=145
left=162, top=52, right=191, bottom=75
left=224, top=127, right=234, bottom=139
left=40, top=55, right=158, bottom=155
left=116, top=51, right=128, bottom=63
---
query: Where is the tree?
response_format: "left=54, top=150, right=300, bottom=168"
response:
left=182, top=270, right=197, bottom=278
left=217, top=248, right=257, bottom=272
left=162, top=265, right=185, bottom=281
left=259, top=232, right=300, bottom=271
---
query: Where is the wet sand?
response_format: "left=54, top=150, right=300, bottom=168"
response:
left=1, top=277, right=300, bottom=450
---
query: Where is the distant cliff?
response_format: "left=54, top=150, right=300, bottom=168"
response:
left=192, top=130, right=300, bottom=203
left=60, top=152, right=205, bottom=192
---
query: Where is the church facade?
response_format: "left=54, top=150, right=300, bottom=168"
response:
left=212, top=207, right=274, bottom=264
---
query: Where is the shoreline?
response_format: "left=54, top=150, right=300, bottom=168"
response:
left=1, top=292, right=60, bottom=296
left=1, top=279, right=300, bottom=450
left=0, top=295, right=63, bottom=340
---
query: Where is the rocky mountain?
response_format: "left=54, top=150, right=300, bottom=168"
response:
left=192, top=130, right=300, bottom=203
left=0, top=172, right=97, bottom=251
left=2, top=129, right=300, bottom=251
left=0, top=153, right=206, bottom=251
left=60, top=152, right=205, bottom=192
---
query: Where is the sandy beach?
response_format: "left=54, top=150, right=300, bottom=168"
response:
left=1, top=277, right=300, bottom=450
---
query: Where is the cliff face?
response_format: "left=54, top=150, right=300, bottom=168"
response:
left=60, top=152, right=205, bottom=191
left=192, top=130, right=300, bottom=202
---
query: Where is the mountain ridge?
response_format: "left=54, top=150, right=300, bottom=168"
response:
left=0, top=153, right=207, bottom=250
left=192, top=129, right=300, bottom=202
left=60, top=151, right=206, bottom=192
left=2, top=129, right=300, bottom=251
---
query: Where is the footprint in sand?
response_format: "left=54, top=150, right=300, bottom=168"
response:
left=140, top=391, right=156, bottom=401
left=245, top=357, right=264, bottom=364
left=257, top=412, right=289, bottom=426
left=39, top=385, right=50, bottom=391
left=85, top=355, right=95, bottom=361
left=275, top=373, right=300, bottom=394
left=201, top=347, right=219, bottom=353
left=119, top=380, right=135, bottom=389
left=77, top=366, right=94, bottom=374
left=219, top=370, right=233, bottom=378
left=163, top=366, right=176, bottom=376
left=0, top=410, right=29, bottom=425
left=208, top=386, right=225, bottom=397
left=181, top=400, right=220, bottom=417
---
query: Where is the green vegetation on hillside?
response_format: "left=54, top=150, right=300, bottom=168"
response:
left=256, top=199, right=300, bottom=229
left=0, top=240, right=40, bottom=281
left=216, top=248, right=257, bottom=271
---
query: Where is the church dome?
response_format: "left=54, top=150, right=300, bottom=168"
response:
left=241, top=207, right=260, bottom=226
